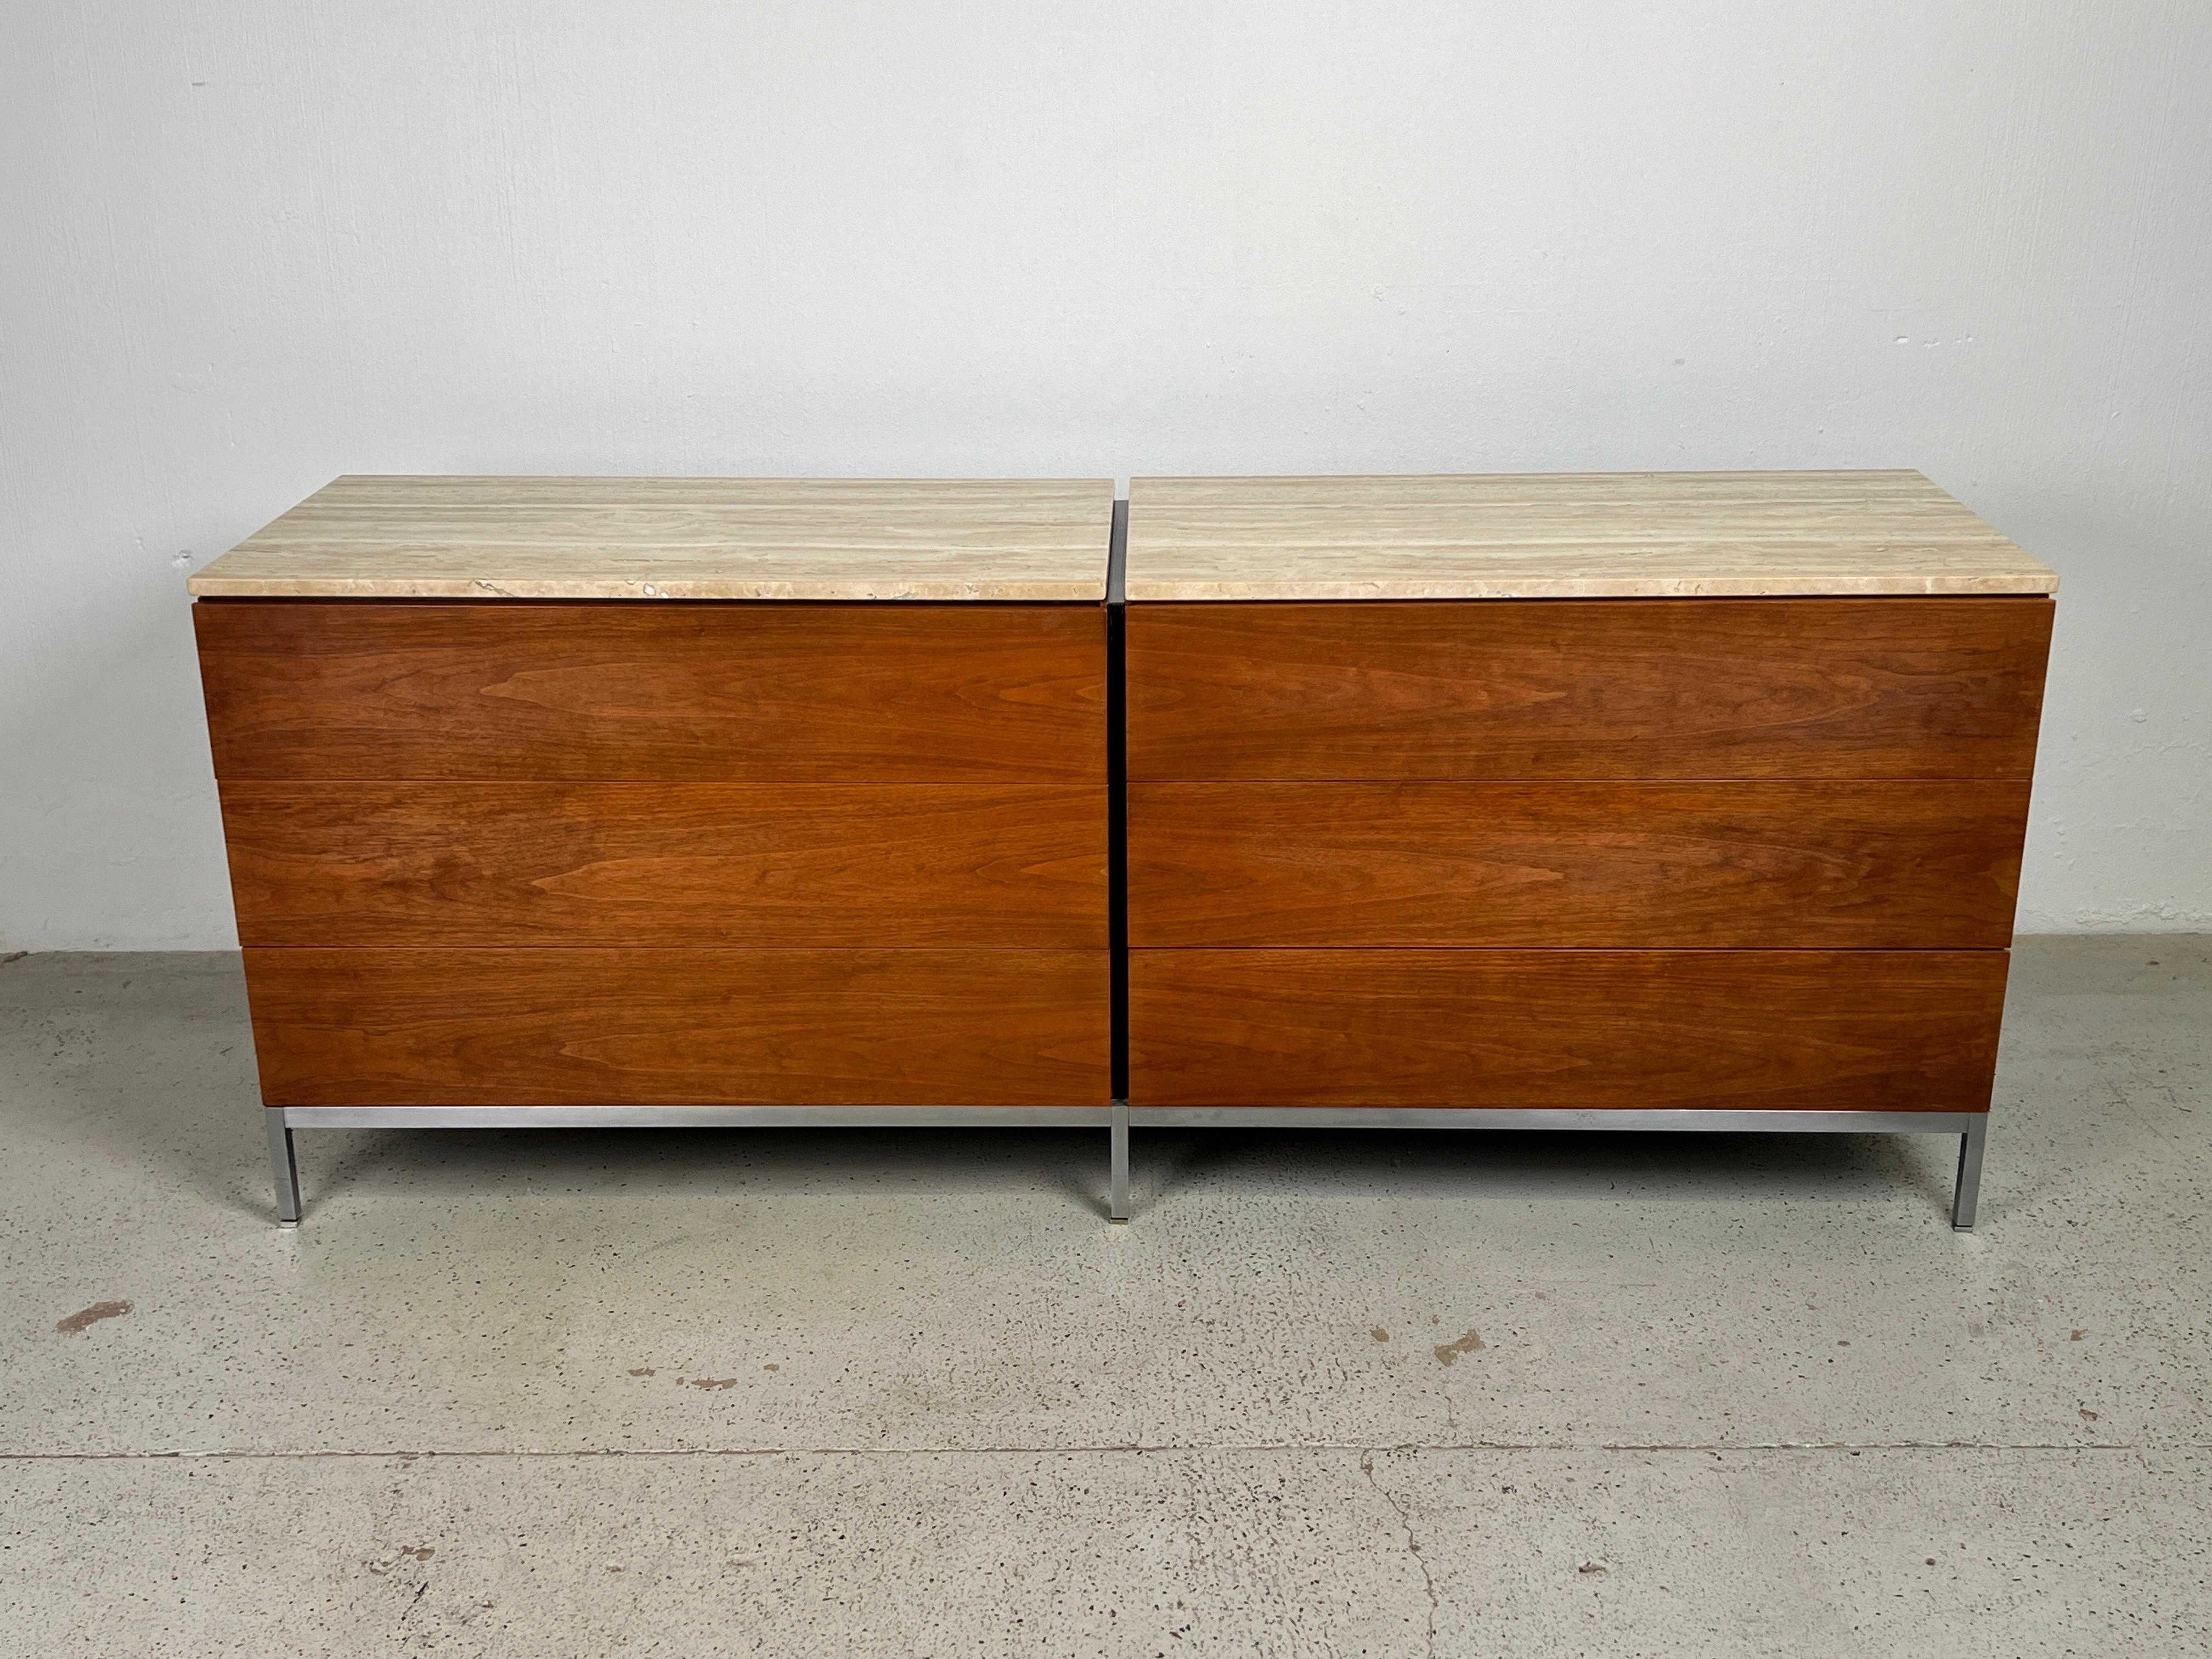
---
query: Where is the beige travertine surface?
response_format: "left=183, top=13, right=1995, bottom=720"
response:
left=1124, top=471, right=2059, bottom=600
left=187, top=476, right=1115, bottom=600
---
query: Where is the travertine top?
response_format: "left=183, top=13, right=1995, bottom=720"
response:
left=188, top=476, right=1116, bottom=600
left=1124, top=471, right=2057, bottom=600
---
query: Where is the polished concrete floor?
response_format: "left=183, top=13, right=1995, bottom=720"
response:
left=1, top=938, right=2206, bottom=1656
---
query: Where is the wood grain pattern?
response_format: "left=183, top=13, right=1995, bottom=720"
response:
left=188, top=476, right=1114, bottom=600
left=1128, top=950, right=2008, bottom=1110
left=1127, top=599, right=2051, bottom=780
left=1124, top=471, right=2057, bottom=599
left=245, top=949, right=1110, bottom=1106
left=196, top=601, right=1105, bottom=783
left=1128, top=781, right=2029, bottom=949
left=221, top=782, right=1106, bottom=947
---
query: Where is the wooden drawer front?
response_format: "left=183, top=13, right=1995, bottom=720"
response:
left=196, top=601, right=1104, bottom=783
left=1129, top=781, right=2028, bottom=949
left=1127, top=599, right=2051, bottom=780
left=245, top=949, right=1110, bottom=1106
left=1128, top=950, right=2006, bottom=1110
left=221, top=782, right=1105, bottom=948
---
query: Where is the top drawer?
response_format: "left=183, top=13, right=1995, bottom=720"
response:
left=1127, top=598, right=2051, bottom=780
left=196, top=600, right=1105, bottom=783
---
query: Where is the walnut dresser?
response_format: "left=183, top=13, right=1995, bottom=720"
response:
left=189, top=477, right=1118, bottom=1223
left=1120, top=471, right=2058, bottom=1227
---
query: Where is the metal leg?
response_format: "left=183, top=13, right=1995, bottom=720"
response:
left=1952, top=1114, right=1988, bottom=1231
left=1108, top=1099, right=1130, bottom=1222
left=266, top=1109, right=301, bottom=1226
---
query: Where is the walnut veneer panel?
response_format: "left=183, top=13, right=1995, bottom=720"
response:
left=189, top=476, right=1114, bottom=600
left=1124, top=472, right=2057, bottom=599
left=246, top=949, right=1110, bottom=1106
left=1126, top=599, right=2051, bottom=781
left=1128, top=781, right=2029, bottom=949
left=222, top=783, right=1106, bottom=948
left=1127, top=951, right=2007, bottom=1111
left=196, top=601, right=1104, bottom=783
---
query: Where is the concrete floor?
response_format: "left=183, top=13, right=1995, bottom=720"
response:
left=0, top=939, right=2206, bottom=1656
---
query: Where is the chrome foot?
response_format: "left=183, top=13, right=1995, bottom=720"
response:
left=266, top=1109, right=301, bottom=1226
left=1952, top=1115, right=1987, bottom=1231
left=1108, top=1099, right=1130, bottom=1222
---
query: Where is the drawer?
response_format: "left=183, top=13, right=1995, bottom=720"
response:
left=1128, top=950, right=2007, bottom=1110
left=244, top=948, right=1110, bottom=1106
left=1128, top=781, right=2028, bottom=949
left=1126, top=599, right=2051, bottom=780
left=195, top=600, right=1104, bottom=783
left=220, top=782, right=1106, bottom=947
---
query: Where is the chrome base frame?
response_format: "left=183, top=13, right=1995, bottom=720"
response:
left=1128, top=1107, right=1988, bottom=1231
left=264, top=1103, right=1127, bottom=1226
left=264, top=1104, right=1985, bottom=1229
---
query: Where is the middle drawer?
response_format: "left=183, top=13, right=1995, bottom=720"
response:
left=222, top=782, right=1107, bottom=948
left=1130, top=780, right=2027, bottom=949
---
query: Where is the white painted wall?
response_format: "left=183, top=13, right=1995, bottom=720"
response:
left=3, top=1, right=2207, bottom=947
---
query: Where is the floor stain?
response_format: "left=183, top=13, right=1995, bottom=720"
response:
left=685, top=1377, right=739, bottom=1390
left=2080, top=1407, right=2100, bottom=1421
left=2071, top=1329, right=2086, bottom=1341
left=627, top=1367, right=656, bottom=1376
left=1434, top=1328, right=1485, bottom=1366
left=1579, top=1561, right=1608, bottom=1575
left=1370, top=1327, right=1389, bottom=1342
left=55, top=1300, right=131, bottom=1335
left=364, top=1547, right=436, bottom=1578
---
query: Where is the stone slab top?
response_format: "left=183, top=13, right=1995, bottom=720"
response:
left=1122, top=471, right=2058, bottom=601
left=187, top=476, right=1117, bottom=601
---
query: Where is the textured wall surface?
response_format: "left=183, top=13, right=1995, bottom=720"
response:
left=3, top=1, right=2207, bottom=946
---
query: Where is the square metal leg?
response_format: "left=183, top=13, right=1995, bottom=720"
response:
left=266, top=1108, right=301, bottom=1226
left=1109, top=1099, right=1130, bottom=1222
left=1952, top=1114, right=1988, bottom=1231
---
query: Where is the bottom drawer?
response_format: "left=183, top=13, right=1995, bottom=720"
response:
left=1128, top=950, right=2007, bottom=1111
left=246, top=949, right=1109, bottom=1106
